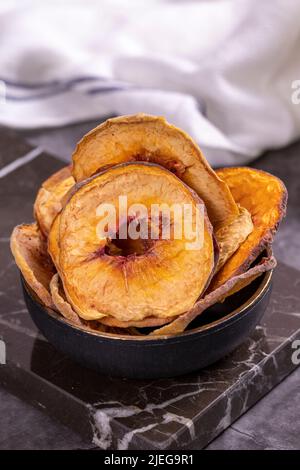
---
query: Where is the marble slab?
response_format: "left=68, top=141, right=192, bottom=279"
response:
left=0, top=151, right=300, bottom=450
left=0, top=127, right=35, bottom=169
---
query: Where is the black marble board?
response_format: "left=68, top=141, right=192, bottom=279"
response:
left=0, top=149, right=299, bottom=450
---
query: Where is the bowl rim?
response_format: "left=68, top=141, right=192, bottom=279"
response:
left=22, top=268, right=272, bottom=343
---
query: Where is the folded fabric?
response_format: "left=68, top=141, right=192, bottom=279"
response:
left=0, top=0, right=299, bottom=165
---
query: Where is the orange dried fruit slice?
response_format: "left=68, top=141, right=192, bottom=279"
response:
left=215, top=205, right=253, bottom=272
left=50, top=273, right=84, bottom=325
left=34, top=165, right=75, bottom=237
left=59, top=162, right=216, bottom=322
left=10, top=223, right=55, bottom=307
left=99, top=315, right=175, bottom=329
left=209, top=167, right=287, bottom=292
left=50, top=274, right=139, bottom=334
left=151, top=250, right=276, bottom=336
left=48, top=214, right=61, bottom=270
left=72, top=114, right=239, bottom=228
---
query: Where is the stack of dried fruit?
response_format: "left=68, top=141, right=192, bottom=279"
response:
left=10, top=114, right=287, bottom=336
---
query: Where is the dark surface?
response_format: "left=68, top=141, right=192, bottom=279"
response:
left=22, top=272, right=271, bottom=379
left=1, top=261, right=299, bottom=449
left=0, top=123, right=300, bottom=449
left=0, top=127, right=34, bottom=169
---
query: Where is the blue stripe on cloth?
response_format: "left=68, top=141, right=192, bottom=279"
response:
left=0, top=75, right=108, bottom=89
left=3, top=84, right=128, bottom=101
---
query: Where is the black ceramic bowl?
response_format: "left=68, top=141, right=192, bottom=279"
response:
left=21, top=270, right=272, bottom=379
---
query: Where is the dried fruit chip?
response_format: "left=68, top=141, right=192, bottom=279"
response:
left=87, top=322, right=140, bottom=335
left=209, top=167, right=287, bottom=292
left=34, top=165, right=75, bottom=237
left=59, top=162, right=216, bottom=322
left=215, top=205, right=253, bottom=272
left=72, top=114, right=239, bottom=228
left=50, top=274, right=139, bottom=335
left=10, top=223, right=55, bottom=307
left=99, top=315, right=174, bottom=329
left=50, top=273, right=83, bottom=325
left=151, top=250, right=276, bottom=336
left=48, top=214, right=61, bottom=270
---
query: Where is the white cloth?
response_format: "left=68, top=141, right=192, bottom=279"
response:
left=0, top=0, right=299, bottom=165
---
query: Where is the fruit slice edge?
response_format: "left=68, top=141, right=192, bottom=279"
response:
left=34, top=165, right=75, bottom=237
left=151, top=248, right=276, bottom=336
left=208, top=167, right=287, bottom=292
left=72, top=113, right=239, bottom=227
left=10, top=223, right=55, bottom=307
left=59, top=162, right=216, bottom=322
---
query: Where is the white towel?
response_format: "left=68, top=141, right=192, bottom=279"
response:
left=0, top=0, right=299, bottom=165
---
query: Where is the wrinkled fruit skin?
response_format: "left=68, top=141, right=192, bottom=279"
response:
left=58, top=162, right=216, bottom=322
left=10, top=223, right=55, bottom=307
left=72, top=113, right=239, bottom=228
left=10, top=115, right=287, bottom=335
left=215, top=205, right=253, bottom=272
left=34, top=165, right=74, bottom=237
left=209, top=167, right=287, bottom=292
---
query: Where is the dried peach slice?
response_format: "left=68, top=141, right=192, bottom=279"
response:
left=59, top=162, right=216, bottom=322
left=50, top=274, right=139, bottom=335
left=34, top=165, right=75, bottom=237
left=99, top=315, right=174, bottom=329
left=209, top=167, right=287, bottom=292
left=72, top=114, right=239, bottom=228
left=151, top=250, right=276, bottom=336
left=50, top=273, right=83, bottom=325
left=10, top=223, right=55, bottom=307
left=215, top=205, right=253, bottom=272
left=48, top=214, right=61, bottom=270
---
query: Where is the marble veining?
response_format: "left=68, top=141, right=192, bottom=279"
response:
left=87, top=321, right=298, bottom=449
left=0, top=148, right=299, bottom=449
